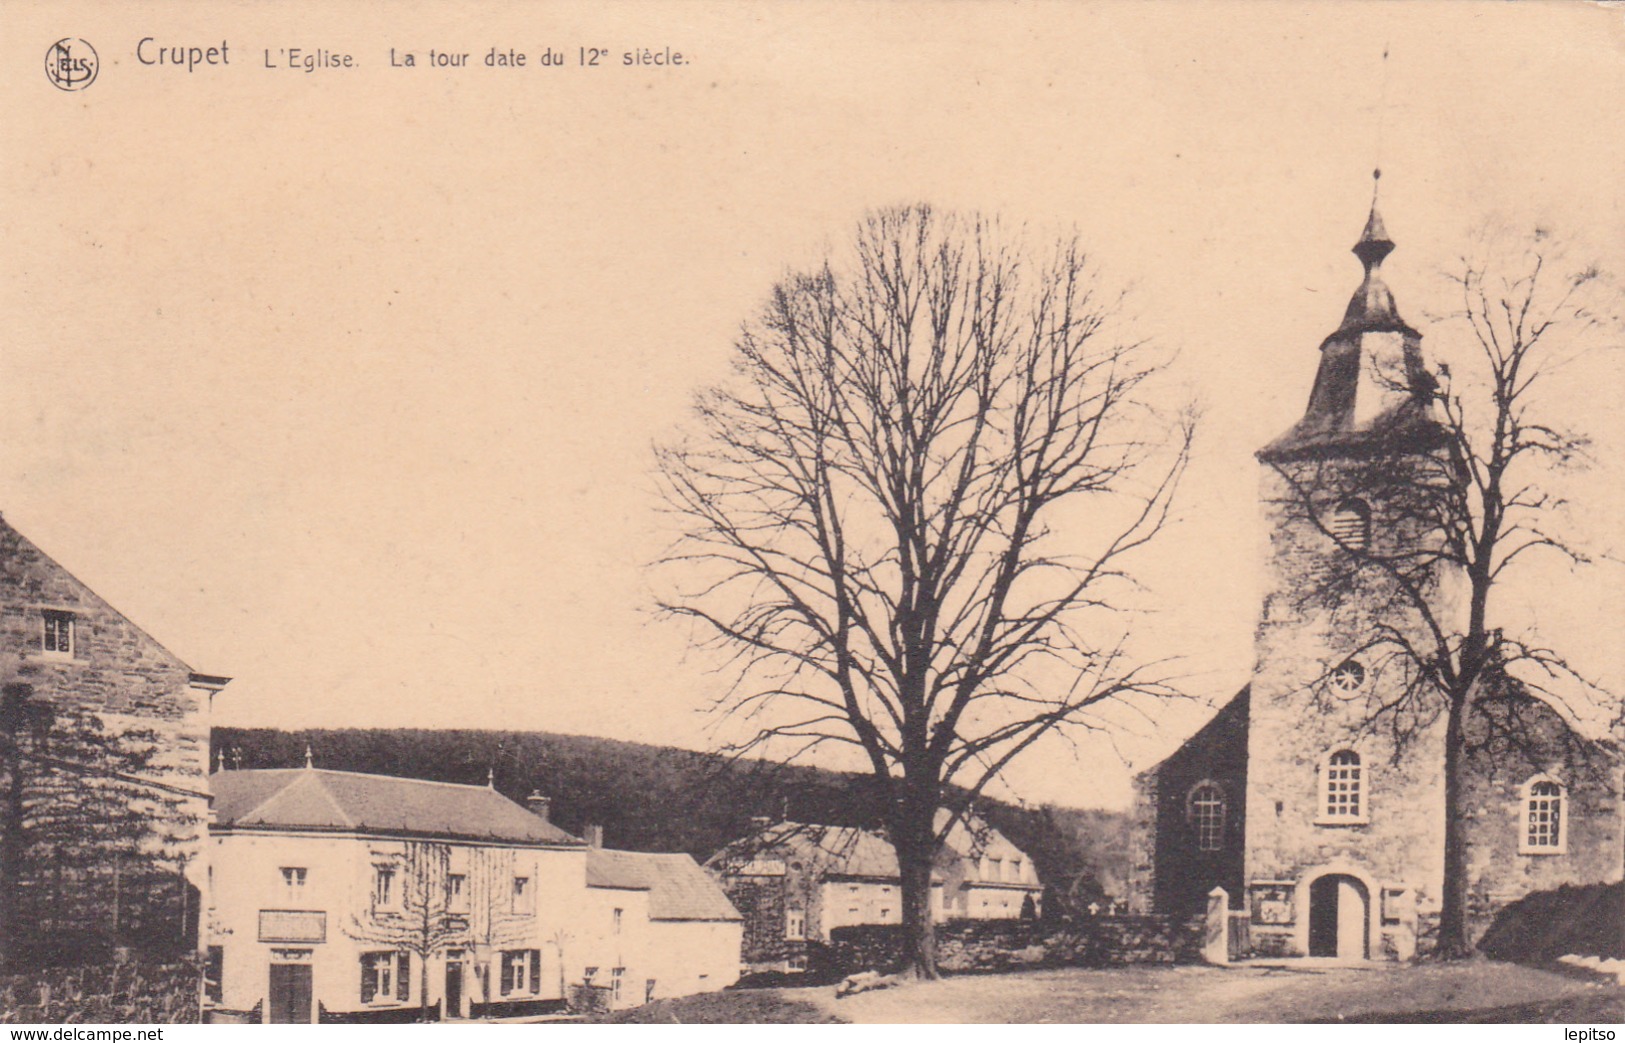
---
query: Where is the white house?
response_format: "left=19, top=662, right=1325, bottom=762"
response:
left=205, top=766, right=742, bottom=1022
left=582, top=847, right=742, bottom=1007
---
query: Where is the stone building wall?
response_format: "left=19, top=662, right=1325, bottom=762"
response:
left=1126, top=689, right=1249, bottom=916
left=0, top=514, right=211, bottom=955
left=1460, top=698, right=1624, bottom=938
left=1244, top=457, right=1455, bottom=956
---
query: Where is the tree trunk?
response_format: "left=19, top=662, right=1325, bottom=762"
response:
left=421, top=952, right=432, bottom=1022
left=894, top=812, right=940, bottom=980
left=1435, top=696, right=1473, bottom=958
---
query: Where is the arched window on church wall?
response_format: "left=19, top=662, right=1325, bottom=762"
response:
left=1318, top=749, right=1368, bottom=824
left=1187, top=782, right=1225, bottom=852
left=1519, top=775, right=1567, bottom=855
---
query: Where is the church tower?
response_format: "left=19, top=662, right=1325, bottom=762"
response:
left=1244, top=180, right=1457, bottom=961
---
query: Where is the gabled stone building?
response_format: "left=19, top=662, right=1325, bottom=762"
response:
left=706, top=813, right=1042, bottom=973
left=1126, top=198, right=1624, bottom=960
left=0, top=511, right=228, bottom=959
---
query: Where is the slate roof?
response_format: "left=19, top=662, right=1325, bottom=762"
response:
left=709, top=817, right=1040, bottom=885
left=210, top=768, right=584, bottom=846
left=586, top=849, right=742, bottom=922
left=1258, top=202, right=1444, bottom=463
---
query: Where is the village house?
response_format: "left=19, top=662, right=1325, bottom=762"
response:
left=582, top=845, right=743, bottom=1007
left=205, top=765, right=740, bottom=1023
left=0, top=511, right=229, bottom=960
left=706, top=813, right=1042, bottom=973
left=1125, top=200, right=1625, bottom=961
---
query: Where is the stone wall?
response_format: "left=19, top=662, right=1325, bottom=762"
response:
left=1127, top=689, right=1249, bottom=917
left=0, top=957, right=200, bottom=1024
left=830, top=916, right=1203, bottom=975
left=0, top=515, right=211, bottom=956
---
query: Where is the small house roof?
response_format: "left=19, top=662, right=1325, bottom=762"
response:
left=210, top=768, right=584, bottom=846
left=587, top=849, right=742, bottom=921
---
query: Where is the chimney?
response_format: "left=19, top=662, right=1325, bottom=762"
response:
left=585, top=824, right=603, bottom=849
left=526, top=792, right=551, bottom=823
left=750, top=815, right=772, bottom=833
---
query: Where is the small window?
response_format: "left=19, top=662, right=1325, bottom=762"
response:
left=41, top=610, right=75, bottom=657
left=372, top=867, right=396, bottom=909
left=1328, top=499, right=1371, bottom=551
left=1330, top=659, right=1367, bottom=695
left=1320, top=750, right=1367, bottom=823
left=512, top=876, right=533, bottom=914
left=1188, top=782, right=1226, bottom=851
left=611, top=967, right=625, bottom=1003
left=447, top=873, right=467, bottom=912
left=612, top=907, right=623, bottom=934
left=785, top=908, right=805, bottom=940
left=281, top=866, right=307, bottom=903
left=1521, top=777, right=1567, bottom=854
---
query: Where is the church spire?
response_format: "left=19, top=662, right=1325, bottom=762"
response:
left=1338, top=170, right=1404, bottom=334
left=1257, top=172, right=1441, bottom=463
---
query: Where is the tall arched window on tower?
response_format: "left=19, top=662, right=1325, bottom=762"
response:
left=1318, top=750, right=1368, bottom=824
left=1519, top=776, right=1567, bottom=854
left=1187, top=782, right=1226, bottom=852
left=1328, top=499, right=1371, bottom=551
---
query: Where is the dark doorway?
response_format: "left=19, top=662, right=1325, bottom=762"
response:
left=268, top=963, right=312, bottom=1024
left=444, top=953, right=463, bottom=1018
left=1308, top=874, right=1369, bottom=959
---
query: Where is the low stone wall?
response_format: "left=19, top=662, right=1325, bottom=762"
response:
left=831, top=916, right=1204, bottom=975
left=0, top=957, right=200, bottom=1024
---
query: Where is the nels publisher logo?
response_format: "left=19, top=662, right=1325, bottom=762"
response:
left=45, top=38, right=98, bottom=91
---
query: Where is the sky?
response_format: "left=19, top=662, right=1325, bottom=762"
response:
left=3, top=1, right=1622, bottom=809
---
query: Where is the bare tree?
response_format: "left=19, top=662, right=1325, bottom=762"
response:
left=346, top=842, right=538, bottom=1019
left=347, top=842, right=461, bottom=1020
left=656, top=205, right=1193, bottom=977
left=1266, top=224, right=1621, bottom=958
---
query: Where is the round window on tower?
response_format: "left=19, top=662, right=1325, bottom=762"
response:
left=1329, top=659, right=1366, bottom=695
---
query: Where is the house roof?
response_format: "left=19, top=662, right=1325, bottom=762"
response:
left=586, top=849, right=742, bottom=922
left=708, top=815, right=1039, bottom=887
left=210, top=768, right=584, bottom=846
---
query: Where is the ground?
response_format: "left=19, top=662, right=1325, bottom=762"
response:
left=598, top=962, right=1623, bottom=1024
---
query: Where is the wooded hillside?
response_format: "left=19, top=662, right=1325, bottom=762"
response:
left=212, top=727, right=1133, bottom=913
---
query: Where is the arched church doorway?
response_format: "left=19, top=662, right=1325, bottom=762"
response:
left=1307, top=874, right=1369, bottom=959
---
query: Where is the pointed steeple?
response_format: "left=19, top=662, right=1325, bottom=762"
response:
left=1257, top=172, right=1442, bottom=463
left=304, top=743, right=314, bottom=769
left=1337, top=170, right=1405, bottom=334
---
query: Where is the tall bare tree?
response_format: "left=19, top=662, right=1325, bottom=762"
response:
left=656, top=205, right=1193, bottom=977
left=1267, top=225, right=1621, bottom=957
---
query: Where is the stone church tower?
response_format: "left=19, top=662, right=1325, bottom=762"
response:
left=1245, top=191, right=1456, bottom=960
left=1124, top=186, right=1623, bottom=961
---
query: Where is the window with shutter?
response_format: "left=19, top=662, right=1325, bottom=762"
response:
left=529, top=949, right=542, bottom=993
left=397, top=953, right=410, bottom=1001
left=500, top=952, right=515, bottom=995
left=1327, top=499, right=1371, bottom=551
left=361, top=956, right=377, bottom=1004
